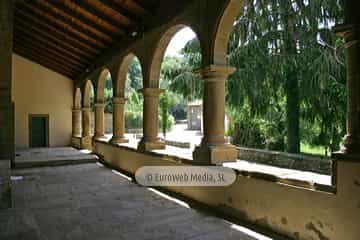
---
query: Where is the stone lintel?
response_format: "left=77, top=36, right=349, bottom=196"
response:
left=138, top=88, right=165, bottom=97
left=193, top=143, right=238, bottom=165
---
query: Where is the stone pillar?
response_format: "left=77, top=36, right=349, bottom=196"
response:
left=72, top=108, right=82, bottom=137
left=94, top=103, right=105, bottom=140
left=110, top=97, right=128, bottom=144
left=81, top=107, right=92, bottom=149
left=334, top=1, right=360, bottom=155
left=137, top=88, right=165, bottom=151
left=193, top=65, right=238, bottom=165
left=0, top=0, right=13, bottom=208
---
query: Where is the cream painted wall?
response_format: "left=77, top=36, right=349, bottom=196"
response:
left=12, top=54, right=73, bottom=148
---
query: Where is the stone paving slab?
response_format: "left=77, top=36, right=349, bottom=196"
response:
left=0, top=163, right=274, bottom=240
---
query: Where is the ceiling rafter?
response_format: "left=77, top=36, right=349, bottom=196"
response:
left=45, top=0, right=125, bottom=37
left=14, top=9, right=100, bottom=55
left=31, top=0, right=114, bottom=44
left=71, top=0, right=132, bottom=33
left=14, top=39, right=82, bottom=73
left=14, top=46, right=78, bottom=78
left=17, top=2, right=108, bottom=49
left=14, top=33, right=88, bottom=69
left=14, top=18, right=95, bottom=61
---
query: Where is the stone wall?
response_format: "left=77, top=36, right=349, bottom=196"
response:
left=237, top=147, right=332, bottom=175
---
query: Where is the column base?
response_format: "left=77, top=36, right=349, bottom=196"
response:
left=94, top=135, right=106, bottom=141
left=110, top=137, right=129, bottom=144
left=341, top=134, right=360, bottom=155
left=81, top=136, right=93, bottom=150
left=137, top=138, right=166, bottom=152
left=193, top=143, right=238, bottom=165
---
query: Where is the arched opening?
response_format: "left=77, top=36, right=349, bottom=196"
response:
left=117, top=54, right=144, bottom=145
left=83, top=80, right=95, bottom=136
left=153, top=25, right=203, bottom=155
left=96, top=69, right=113, bottom=137
left=219, top=0, right=345, bottom=178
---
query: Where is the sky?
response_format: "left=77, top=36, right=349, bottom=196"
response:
left=165, top=27, right=196, bottom=57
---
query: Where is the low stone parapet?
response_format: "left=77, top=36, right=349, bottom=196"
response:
left=237, top=146, right=332, bottom=175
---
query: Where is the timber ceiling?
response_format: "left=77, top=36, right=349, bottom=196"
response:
left=13, top=0, right=163, bottom=79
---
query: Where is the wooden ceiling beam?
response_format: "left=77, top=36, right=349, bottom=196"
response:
left=57, top=0, right=126, bottom=36
left=36, top=0, right=117, bottom=42
left=14, top=10, right=100, bottom=55
left=14, top=40, right=82, bottom=73
left=121, top=0, right=153, bottom=17
left=86, top=0, right=139, bottom=27
left=17, top=3, right=108, bottom=49
left=71, top=0, right=131, bottom=32
left=101, top=0, right=142, bottom=23
left=14, top=33, right=88, bottom=69
left=13, top=48, right=77, bottom=78
left=14, top=18, right=96, bottom=61
left=14, top=25, right=91, bottom=65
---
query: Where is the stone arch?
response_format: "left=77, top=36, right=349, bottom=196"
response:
left=114, top=53, right=142, bottom=97
left=83, top=80, right=94, bottom=108
left=213, top=0, right=245, bottom=65
left=95, top=68, right=111, bottom=103
left=148, top=24, right=201, bottom=88
left=74, top=88, right=82, bottom=109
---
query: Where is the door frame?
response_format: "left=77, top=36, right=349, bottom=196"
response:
left=28, top=114, right=50, bottom=148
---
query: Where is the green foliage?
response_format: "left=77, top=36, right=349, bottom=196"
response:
left=226, top=0, right=345, bottom=154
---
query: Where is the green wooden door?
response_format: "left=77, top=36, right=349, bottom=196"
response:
left=30, top=116, right=47, bottom=147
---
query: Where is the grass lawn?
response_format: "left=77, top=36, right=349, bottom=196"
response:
left=300, top=143, right=327, bottom=156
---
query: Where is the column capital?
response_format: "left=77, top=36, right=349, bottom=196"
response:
left=72, top=108, right=81, bottom=113
left=195, top=65, right=236, bottom=81
left=138, top=88, right=165, bottom=97
left=113, top=97, right=127, bottom=104
left=82, top=107, right=91, bottom=112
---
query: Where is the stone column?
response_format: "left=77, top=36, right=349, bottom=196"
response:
left=81, top=107, right=92, bottom=149
left=334, top=1, right=360, bottom=155
left=137, top=88, right=165, bottom=151
left=193, top=65, right=238, bottom=165
left=0, top=0, right=13, bottom=208
left=94, top=103, right=105, bottom=140
left=72, top=108, right=82, bottom=137
left=110, top=97, right=128, bottom=144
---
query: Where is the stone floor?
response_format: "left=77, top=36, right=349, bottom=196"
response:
left=0, top=163, right=275, bottom=240
left=15, top=147, right=98, bottom=168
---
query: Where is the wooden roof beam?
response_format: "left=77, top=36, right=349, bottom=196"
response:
left=36, top=0, right=118, bottom=42
left=70, top=0, right=132, bottom=33
left=14, top=18, right=96, bottom=61
left=15, top=25, right=91, bottom=65
left=17, top=3, right=108, bottom=49
left=14, top=33, right=88, bottom=69
left=14, top=40, right=83, bottom=73
left=14, top=9, right=100, bottom=55
left=13, top=47, right=77, bottom=78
